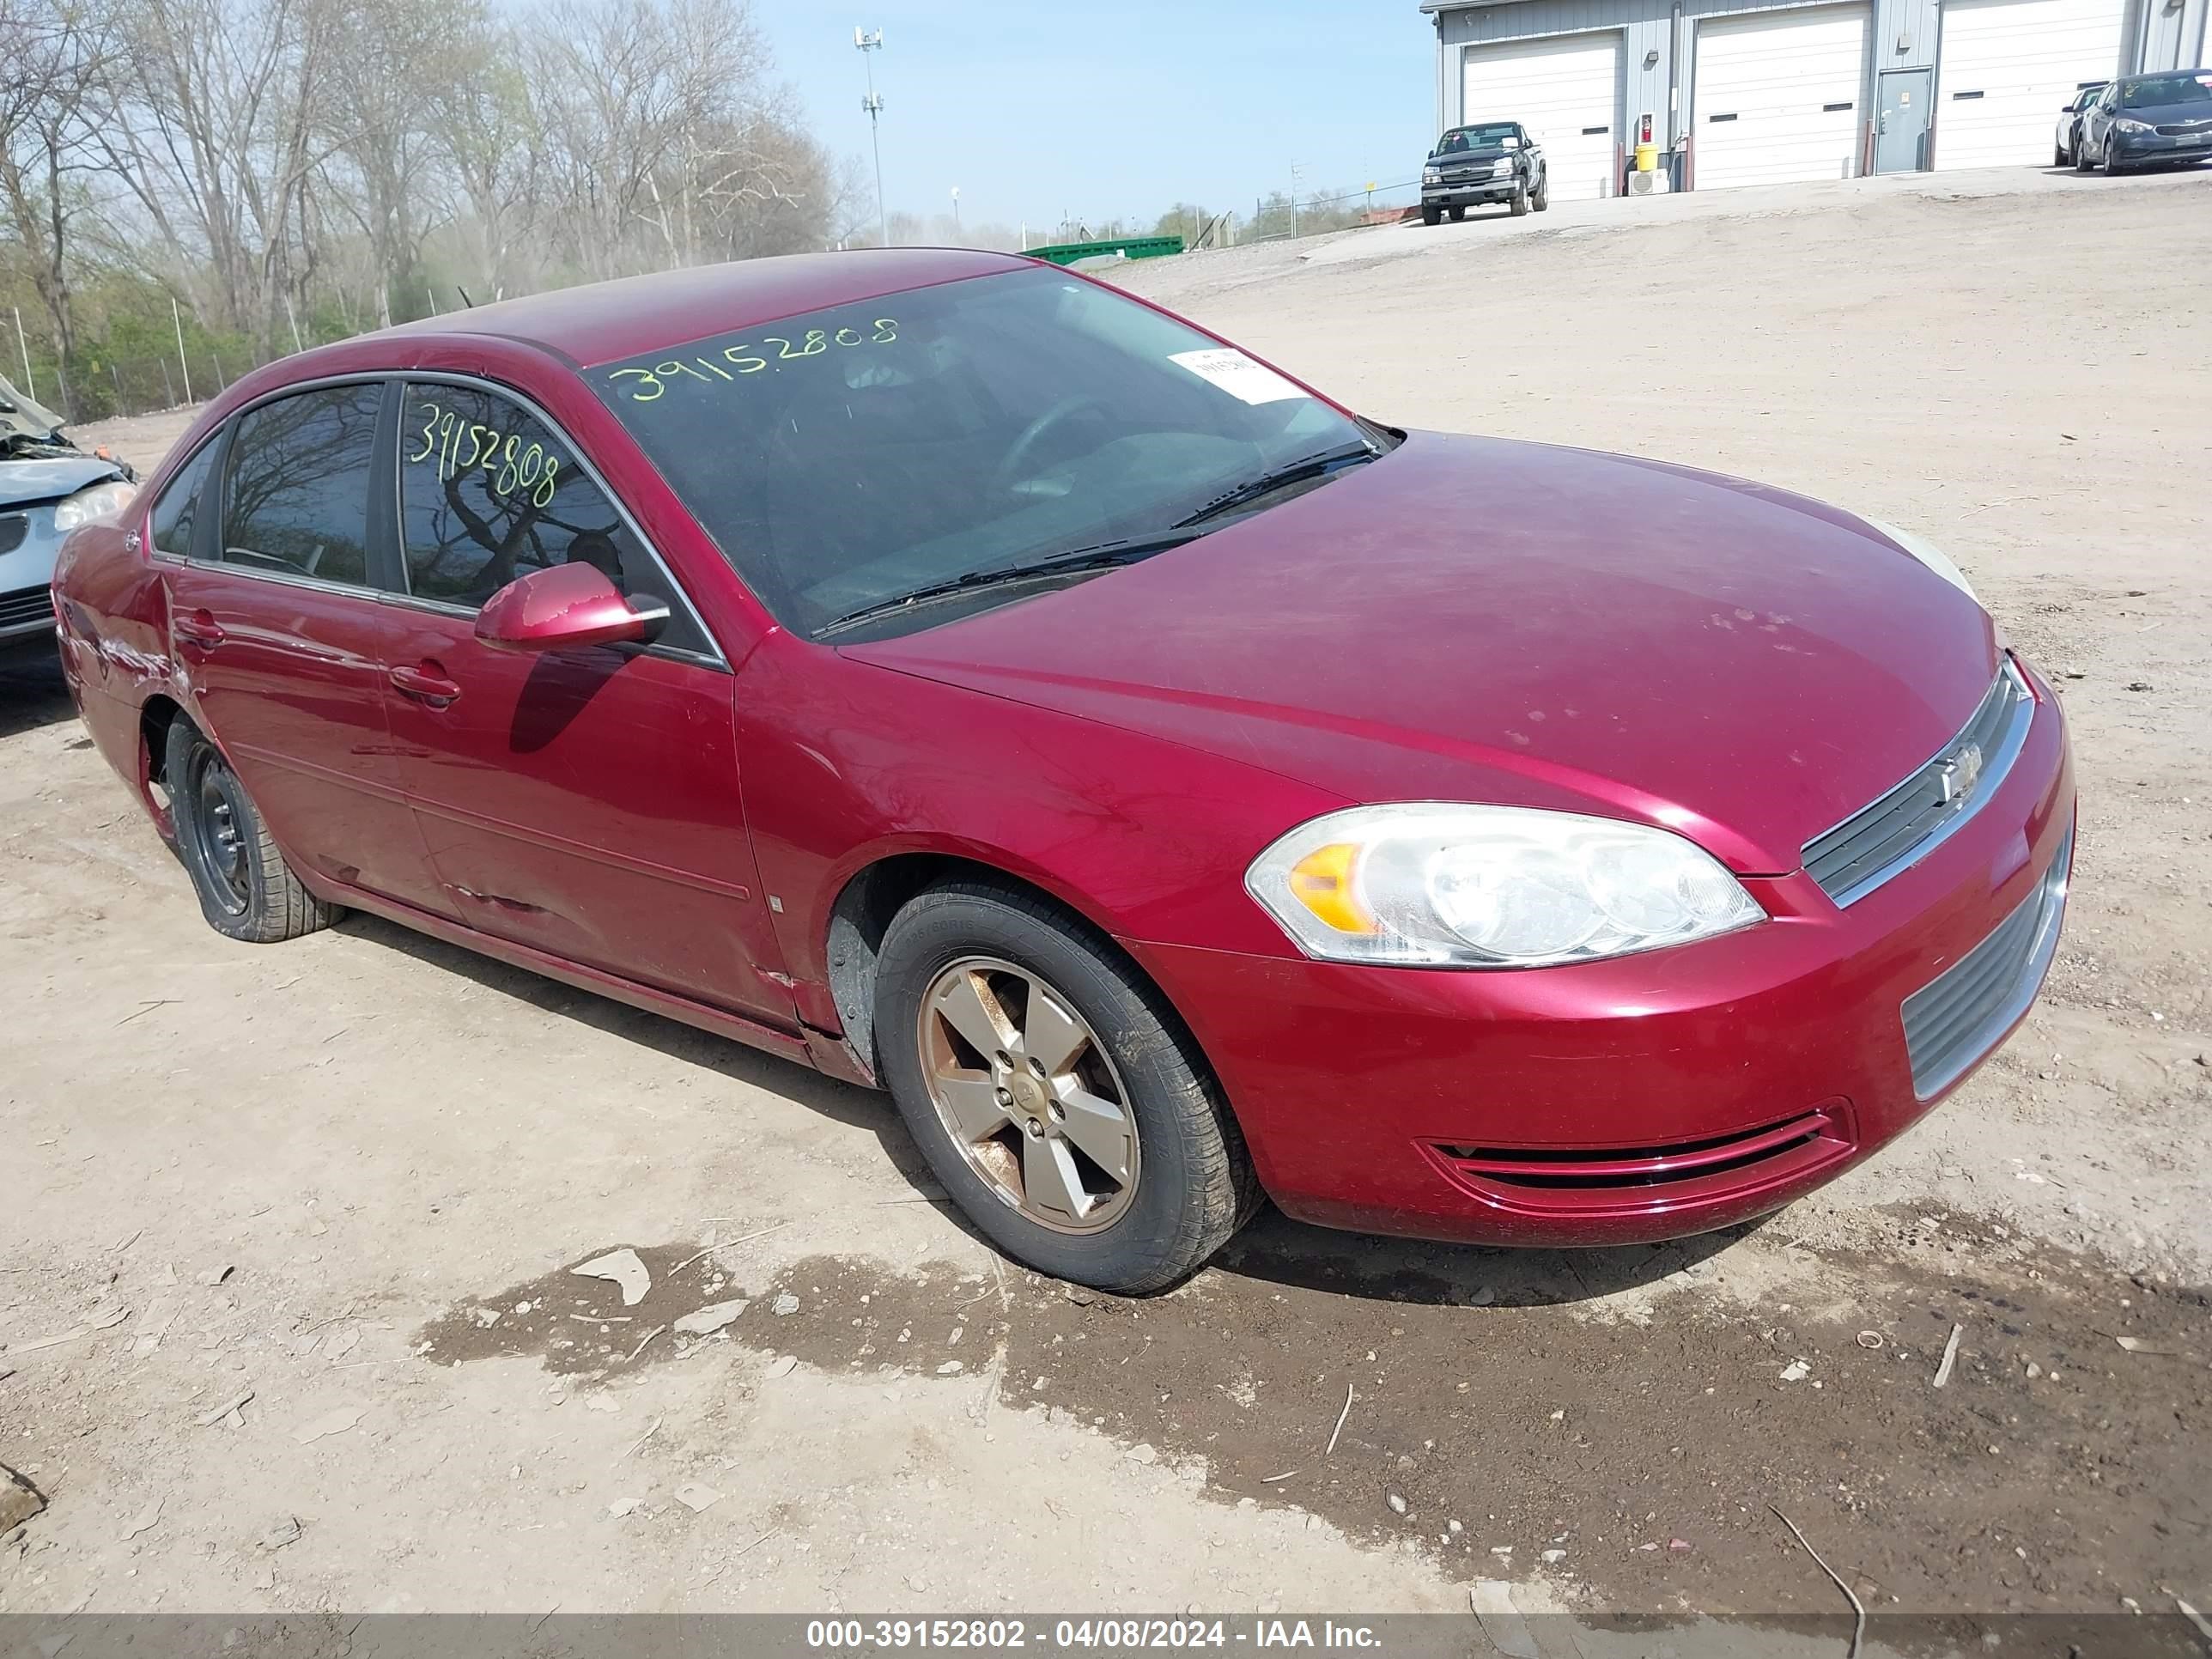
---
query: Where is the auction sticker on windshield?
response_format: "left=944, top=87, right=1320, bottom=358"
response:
left=1169, top=349, right=1306, bottom=405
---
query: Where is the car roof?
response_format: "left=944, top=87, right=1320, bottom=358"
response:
left=376, top=247, right=1031, bottom=368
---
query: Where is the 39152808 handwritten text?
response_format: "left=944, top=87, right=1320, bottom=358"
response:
left=407, top=400, right=562, bottom=508
left=602, top=318, right=900, bottom=405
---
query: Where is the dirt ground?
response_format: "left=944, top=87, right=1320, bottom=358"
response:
left=3, top=163, right=2209, bottom=1631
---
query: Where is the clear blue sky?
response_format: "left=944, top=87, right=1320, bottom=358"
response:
left=752, top=0, right=1440, bottom=236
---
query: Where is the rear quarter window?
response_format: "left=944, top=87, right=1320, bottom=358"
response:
left=149, top=440, right=217, bottom=559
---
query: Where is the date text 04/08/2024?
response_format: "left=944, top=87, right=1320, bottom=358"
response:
left=804, top=1621, right=1386, bottom=1650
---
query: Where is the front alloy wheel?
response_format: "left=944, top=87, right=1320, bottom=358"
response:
left=874, top=883, right=1258, bottom=1293
left=919, top=956, right=1139, bottom=1232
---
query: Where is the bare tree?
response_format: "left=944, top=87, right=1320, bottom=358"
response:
left=0, top=0, right=113, bottom=411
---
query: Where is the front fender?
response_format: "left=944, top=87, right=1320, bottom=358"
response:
left=732, top=633, right=1346, bottom=1035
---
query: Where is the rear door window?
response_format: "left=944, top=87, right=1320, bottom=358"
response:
left=396, top=381, right=711, bottom=657
left=220, top=385, right=384, bottom=587
left=149, top=440, right=217, bottom=559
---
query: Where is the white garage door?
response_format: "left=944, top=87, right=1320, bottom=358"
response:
left=1463, top=33, right=1621, bottom=201
left=1692, top=7, right=1869, bottom=191
left=1933, top=0, right=2125, bottom=171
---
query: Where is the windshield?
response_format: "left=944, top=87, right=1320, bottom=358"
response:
left=591, top=266, right=1372, bottom=638
left=1438, top=124, right=1518, bottom=152
left=2124, top=73, right=2212, bottom=107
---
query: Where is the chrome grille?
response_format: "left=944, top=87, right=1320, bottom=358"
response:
left=0, top=514, right=27, bottom=556
left=0, top=583, right=54, bottom=630
left=1899, top=827, right=2071, bottom=1100
left=1802, top=663, right=2033, bottom=906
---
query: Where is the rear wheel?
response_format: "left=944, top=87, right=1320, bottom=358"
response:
left=165, top=717, right=336, bottom=943
left=873, top=884, right=1258, bottom=1294
left=2054, top=141, right=2068, bottom=167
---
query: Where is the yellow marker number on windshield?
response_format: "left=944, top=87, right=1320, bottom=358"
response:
left=603, top=320, right=899, bottom=404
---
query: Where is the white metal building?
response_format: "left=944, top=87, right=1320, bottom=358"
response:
left=1425, top=0, right=2210, bottom=194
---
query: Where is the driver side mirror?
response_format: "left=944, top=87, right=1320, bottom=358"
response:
left=475, top=560, right=669, bottom=653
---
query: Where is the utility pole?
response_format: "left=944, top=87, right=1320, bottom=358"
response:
left=1290, top=162, right=1304, bottom=240
left=170, top=295, right=194, bottom=405
left=11, top=307, right=33, bottom=398
left=950, top=186, right=961, bottom=240
left=855, top=27, right=889, bottom=249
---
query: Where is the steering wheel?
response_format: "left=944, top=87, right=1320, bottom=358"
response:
left=989, top=396, right=1108, bottom=495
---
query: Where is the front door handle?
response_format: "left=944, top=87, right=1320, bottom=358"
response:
left=390, top=662, right=462, bottom=706
left=174, top=611, right=226, bottom=650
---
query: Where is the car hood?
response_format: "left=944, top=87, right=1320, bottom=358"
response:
left=2123, top=100, right=2212, bottom=124
left=0, top=372, right=66, bottom=442
left=0, top=453, right=118, bottom=509
left=844, top=431, right=2000, bottom=877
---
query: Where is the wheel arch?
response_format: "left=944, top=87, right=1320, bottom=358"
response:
left=136, top=691, right=192, bottom=842
left=822, top=850, right=1218, bottom=1097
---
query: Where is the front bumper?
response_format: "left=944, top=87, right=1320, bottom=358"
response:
left=1, top=501, right=63, bottom=647
left=1423, top=177, right=1517, bottom=206
left=1123, top=660, right=2075, bottom=1249
left=2112, top=129, right=2212, bottom=163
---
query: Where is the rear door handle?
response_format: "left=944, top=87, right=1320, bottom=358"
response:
left=389, top=662, right=462, bottom=705
left=174, top=611, right=226, bottom=650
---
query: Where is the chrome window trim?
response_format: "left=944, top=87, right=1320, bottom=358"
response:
left=1802, top=659, right=2035, bottom=909
left=395, top=371, right=729, bottom=673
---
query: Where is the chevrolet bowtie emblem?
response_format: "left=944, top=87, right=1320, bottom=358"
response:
left=1940, top=742, right=1984, bottom=806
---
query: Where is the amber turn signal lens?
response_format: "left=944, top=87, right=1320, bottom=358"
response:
left=1286, top=842, right=1376, bottom=935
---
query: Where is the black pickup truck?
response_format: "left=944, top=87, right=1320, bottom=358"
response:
left=1420, top=121, right=1549, bottom=223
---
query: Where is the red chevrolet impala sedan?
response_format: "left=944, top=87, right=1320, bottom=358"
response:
left=52, top=251, right=2075, bottom=1292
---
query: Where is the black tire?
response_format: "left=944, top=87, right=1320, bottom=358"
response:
left=1446, top=204, right=1466, bottom=222
left=2054, top=141, right=2068, bottom=167
left=165, top=716, right=337, bottom=943
left=873, top=883, right=1260, bottom=1294
left=1420, top=204, right=1442, bottom=227
left=2075, top=132, right=2095, bottom=172
left=1510, top=180, right=1531, bottom=216
left=1532, top=176, right=1549, bottom=211
left=2102, top=139, right=2127, bottom=176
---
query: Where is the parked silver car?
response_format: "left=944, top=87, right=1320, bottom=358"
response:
left=1, top=375, right=136, bottom=658
left=2056, top=82, right=2109, bottom=165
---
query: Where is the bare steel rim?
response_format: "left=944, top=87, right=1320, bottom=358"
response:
left=915, top=955, right=1140, bottom=1235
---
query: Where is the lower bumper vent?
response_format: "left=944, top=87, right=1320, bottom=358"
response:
left=1428, top=1105, right=1853, bottom=1217
left=0, top=584, right=56, bottom=632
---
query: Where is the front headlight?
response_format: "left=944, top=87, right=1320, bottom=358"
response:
left=1246, top=804, right=1765, bottom=969
left=2115, top=118, right=2154, bottom=135
left=1858, top=515, right=1979, bottom=605
left=1422, top=167, right=1443, bottom=184
left=52, top=479, right=137, bottom=532
left=1492, top=158, right=1515, bottom=176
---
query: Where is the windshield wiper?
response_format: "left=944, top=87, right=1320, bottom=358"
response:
left=1172, top=441, right=1380, bottom=530
left=814, top=532, right=1200, bottom=640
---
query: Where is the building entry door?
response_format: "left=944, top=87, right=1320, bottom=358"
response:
left=1876, top=69, right=1933, bottom=172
